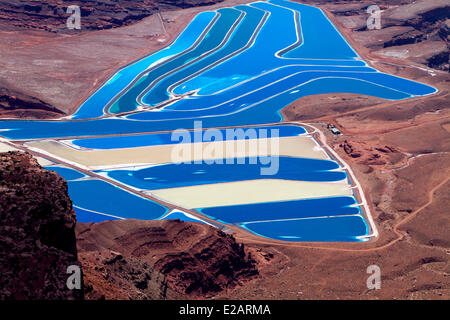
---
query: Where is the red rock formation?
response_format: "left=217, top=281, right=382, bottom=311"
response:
left=0, top=151, right=82, bottom=299
left=339, top=140, right=400, bottom=166
left=77, top=219, right=259, bottom=299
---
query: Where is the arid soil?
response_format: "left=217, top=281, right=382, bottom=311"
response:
left=0, top=151, right=82, bottom=299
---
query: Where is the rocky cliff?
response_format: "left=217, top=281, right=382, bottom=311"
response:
left=77, top=219, right=259, bottom=299
left=0, top=0, right=223, bottom=32
left=0, top=151, right=82, bottom=299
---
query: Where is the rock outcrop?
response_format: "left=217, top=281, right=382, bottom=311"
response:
left=339, top=140, right=400, bottom=166
left=0, top=151, right=82, bottom=299
left=325, top=0, right=450, bottom=71
left=76, top=219, right=259, bottom=299
left=0, top=0, right=224, bottom=33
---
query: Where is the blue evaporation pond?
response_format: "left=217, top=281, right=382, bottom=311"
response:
left=141, top=5, right=266, bottom=107
left=165, top=65, right=375, bottom=112
left=101, top=157, right=346, bottom=190
left=110, top=7, right=242, bottom=113
left=72, top=11, right=217, bottom=120
left=71, top=124, right=305, bottom=149
left=270, top=0, right=359, bottom=59
left=172, top=1, right=300, bottom=96
left=45, top=166, right=85, bottom=181
left=75, top=206, right=121, bottom=223
left=67, top=179, right=168, bottom=220
left=241, top=215, right=369, bottom=242
left=197, top=196, right=360, bottom=224
left=172, top=1, right=368, bottom=97
left=0, top=65, right=433, bottom=142
left=159, top=211, right=210, bottom=225
left=124, top=69, right=435, bottom=122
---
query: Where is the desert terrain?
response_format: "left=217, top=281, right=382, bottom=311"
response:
left=0, top=0, right=448, bottom=300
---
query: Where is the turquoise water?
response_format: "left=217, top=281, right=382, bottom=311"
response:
left=72, top=11, right=216, bottom=119
left=109, top=8, right=242, bottom=113
left=75, top=206, right=121, bottom=223
left=46, top=166, right=85, bottom=180
left=45, top=166, right=169, bottom=221
left=67, top=179, right=168, bottom=220
left=198, top=196, right=360, bottom=223
left=72, top=124, right=306, bottom=149
left=273, top=0, right=359, bottom=59
left=141, top=5, right=266, bottom=106
left=0, top=68, right=431, bottom=139
left=173, top=1, right=363, bottom=97
left=101, top=156, right=346, bottom=190
left=241, top=215, right=369, bottom=241
left=0, top=1, right=439, bottom=241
